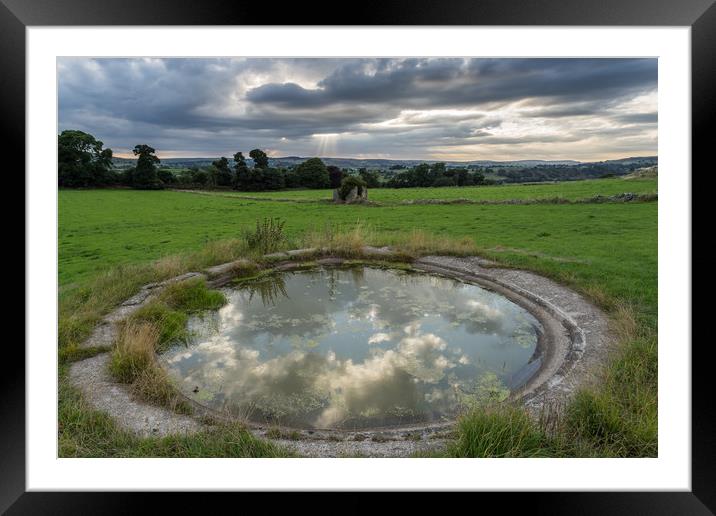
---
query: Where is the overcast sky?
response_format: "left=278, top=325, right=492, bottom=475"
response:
left=58, top=57, right=657, bottom=161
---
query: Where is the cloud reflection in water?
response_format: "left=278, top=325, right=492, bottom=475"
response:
left=161, top=267, right=540, bottom=429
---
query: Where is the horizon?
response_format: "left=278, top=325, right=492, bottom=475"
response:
left=59, top=57, right=658, bottom=161
left=110, top=153, right=656, bottom=164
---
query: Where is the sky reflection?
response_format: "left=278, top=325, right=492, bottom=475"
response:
left=161, top=267, right=540, bottom=429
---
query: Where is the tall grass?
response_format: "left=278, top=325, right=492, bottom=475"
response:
left=109, top=321, right=159, bottom=383
left=244, top=217, right=286, bottom=255
left=106, top=278, right=228, bottom=414
left=58, top=364, right=293, bottom=458
left=157, top=277, right=227, bottom=313
left=302, top=220, right=373, bottom=256
left=447, top=406, right=549, bottom=457
left=59, top=247, right=239, bottom=353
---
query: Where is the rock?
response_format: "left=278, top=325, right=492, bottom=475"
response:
left=204, top=259, right=254, bottom=278
left=286, top=248, right=318, bottom=258
left=332, top=187, right=368, bottom=204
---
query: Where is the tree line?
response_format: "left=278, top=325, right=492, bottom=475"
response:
left=57, top=129, right=487, bottom=192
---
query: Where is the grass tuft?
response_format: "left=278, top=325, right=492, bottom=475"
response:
left=108, top=321, right=159, bottom=383
left=447, top=405, right=549, bottom=457
left=158, top=277, right=227, bottom=313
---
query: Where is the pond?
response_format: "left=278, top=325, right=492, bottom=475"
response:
left=160, top=266, right=542, bottom=430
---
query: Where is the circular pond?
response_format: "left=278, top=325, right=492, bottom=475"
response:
left=160, top=266, right=543, bottom=430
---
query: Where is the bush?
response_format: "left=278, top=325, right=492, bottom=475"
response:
left=338, top=176, right=367, bottom=200
left=244, top=217, right=286, bottom=254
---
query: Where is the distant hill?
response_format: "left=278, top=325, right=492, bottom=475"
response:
left=113, top=155, right=655, bottom=171
left=624, top=165, right=658, bottom=179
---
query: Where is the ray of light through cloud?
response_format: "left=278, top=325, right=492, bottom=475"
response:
left=58, top=57, right=657, bottom=161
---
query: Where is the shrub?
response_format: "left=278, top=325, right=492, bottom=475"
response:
left=244, top=217, right=286, bottom=254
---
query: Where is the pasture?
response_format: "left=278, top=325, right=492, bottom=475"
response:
left=58, top=177, right=658, bottom=457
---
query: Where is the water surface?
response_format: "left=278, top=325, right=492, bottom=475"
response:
left=161, top=266, right=540, bottom=429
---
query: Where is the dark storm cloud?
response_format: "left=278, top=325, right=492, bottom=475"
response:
left=248, top=58, right=655, bottom=108
left=58, top=57, right=657, bottom=160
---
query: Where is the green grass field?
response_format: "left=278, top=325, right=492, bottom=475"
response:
left=176, top=177, right=657, bottom=203
left=58, top=177, right=658, bottom=457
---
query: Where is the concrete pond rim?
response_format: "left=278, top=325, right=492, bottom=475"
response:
left=69, top=247, right=613, bottom=455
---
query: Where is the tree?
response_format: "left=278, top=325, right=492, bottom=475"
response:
left=359, top=168, right=381, bottom=188
left=432, top=175, right=455, bottom=187
left=453, top=168, right=469, bottom=186
left=131, top=144, right=162, bottom=189
left=249, top=148, right=269, bottom=169
left=193, top=169, right=209, bottom=186
left=412, top=163, right=432, bottom=187
left=58, top=130, right=114, bottom=187
left=295, top=157, right=330, bottom=189
left=211, top=156, right=233, bottom=186
left=157, top=168, right=176, bottom=185
left=327, top=166, right=344, bottom=189
left=233, top=152, right=250, bottom=190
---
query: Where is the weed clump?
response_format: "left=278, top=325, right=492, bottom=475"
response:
left=245, top=217, right=286, bottom=255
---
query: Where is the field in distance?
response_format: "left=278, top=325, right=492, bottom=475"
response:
left=183, top=176, right=657, bottom=203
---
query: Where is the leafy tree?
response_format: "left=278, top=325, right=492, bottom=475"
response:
left=58, top=130, right=114, bottom=187
left=249, top=148, right=269, bottom=169
left=295, top=157, right=330, bottom=189
left=233, top=152, right=250, bottom=190
left=131, top=144, right=162, bottom=189
left=432, top=175, right=455, bottom=187
left=193, top=169, right=209, bottom=186
left=471, top=171, right=487, bottom=185
left=327, top=166, right=344, bottom=189
left=157, top=168, right=176, bottom=185
left=282, top=167, right=302, bottom=188
left=211, top=156, right=233, bottom=186
left=359, top=168, right=381, bottom=188
left=453, top=168, right=469, bottom=186
left=412, top=163, right=433, bottom=187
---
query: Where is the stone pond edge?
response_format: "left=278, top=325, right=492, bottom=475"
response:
left=68, top=246, right=613, bottom=457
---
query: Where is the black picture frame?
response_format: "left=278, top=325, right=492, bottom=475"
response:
left=6, top=0, right=712, bottom=511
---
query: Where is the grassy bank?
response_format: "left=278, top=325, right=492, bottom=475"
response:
left=58, top=183, right=657, bottom=458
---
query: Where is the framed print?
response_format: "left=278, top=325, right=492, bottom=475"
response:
left=7, top=0, right=712, bottom=511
